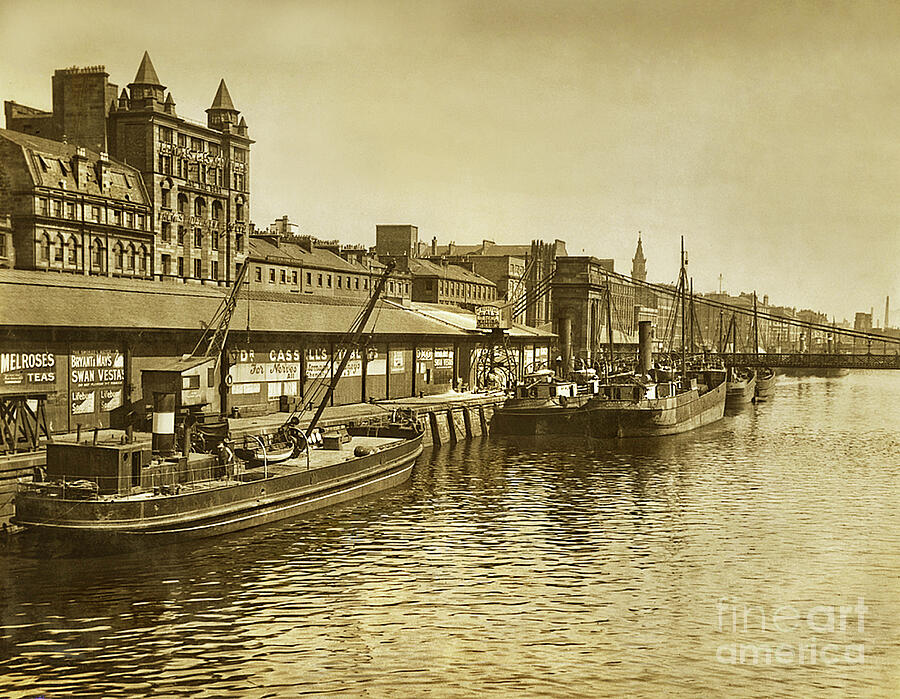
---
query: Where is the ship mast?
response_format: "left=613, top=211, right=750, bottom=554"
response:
left=680, top=237, right=687, bottom=373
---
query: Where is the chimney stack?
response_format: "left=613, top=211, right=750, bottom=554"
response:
left=886, top=296, right=891, bottom=329
left=73, top=147, right=89, bottom=187
left=431, top=236, right=437, bottom=256
left=96, top=151, right=110, bottom=191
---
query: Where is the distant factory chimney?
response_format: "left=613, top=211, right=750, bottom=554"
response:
left=886, top=296, right=891, bottom=329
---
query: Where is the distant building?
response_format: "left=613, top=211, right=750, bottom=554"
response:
left=0, top=128, right=153, bottom=278
left=552, top=256, right=636, bottom=369
left=420, top=237, right=567, bottom=328
left=854, top=312, right=873, bottom=332
left=376, top=224, right=419, bottom=258
left=375, top=224, right=498, bottom=310
left=4, top=52, right=251, bottom=285
left=401, top=257, right=496, bottom=309
left=631, top=232, right=646, bottom=281
left=246, top=234, right=411, bottom=302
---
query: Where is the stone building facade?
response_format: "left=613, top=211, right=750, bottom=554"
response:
left=3, top=52, right=251, bottom=285
left=551, top=256, right=637, bottom=370
left=0, top=128, right=153, bottom=278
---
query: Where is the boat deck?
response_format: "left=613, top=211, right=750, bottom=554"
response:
left=92, top=435, right=401, bottom=502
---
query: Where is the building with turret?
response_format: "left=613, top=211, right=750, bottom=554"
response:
left=3, top=52, right=251, bottom=285
left=631, top=232, right=646, bottom=281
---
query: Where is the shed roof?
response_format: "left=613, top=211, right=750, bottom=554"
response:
left=0, top=270, right=467, bottom=338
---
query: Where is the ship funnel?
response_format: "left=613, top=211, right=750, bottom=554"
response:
left=638, top=320, right=653, bottom=376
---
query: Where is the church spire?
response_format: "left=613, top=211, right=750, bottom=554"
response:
left=631, top=231, right=647, bottom=281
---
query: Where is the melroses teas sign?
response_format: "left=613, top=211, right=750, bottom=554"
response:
left=0, top=351, right=57, bottom=394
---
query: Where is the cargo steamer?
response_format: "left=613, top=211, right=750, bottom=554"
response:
left=582, top=369, right=727, bottom=438
left=13, top=424, right=423, bottom=548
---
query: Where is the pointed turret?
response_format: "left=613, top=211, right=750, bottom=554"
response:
left=206, top=79, right=241, bottom=131
left=128, top=51, right=166, bottom=106
left=163, top=91, right=176, bottom=115
left=133, top=51, right=163, bottom=86
left=631, top=231, right=647, bottom=281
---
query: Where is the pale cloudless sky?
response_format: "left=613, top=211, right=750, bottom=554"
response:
left=1, top=0, right=897, bottom=324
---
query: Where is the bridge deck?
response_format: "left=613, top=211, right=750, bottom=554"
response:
left=722, top=353, right=900, bottom=369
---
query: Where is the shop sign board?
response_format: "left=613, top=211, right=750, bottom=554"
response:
left=0, top=351, right=57, bottom=394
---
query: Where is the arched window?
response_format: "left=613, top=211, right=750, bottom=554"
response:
left=137, top=245, right=148, bottom=274
left=113, top=241, right=124, bottom=271
left=67, top=236, right=78, bottom=266
left=54, top=234, right=65, bottom=264
left=235, top=195, right=245, bottom=222
left=91, top=239, right=105, bottom=271
left=194, top=197, right=206, bottom=219
left=177, top=193, right=188, bottom=215
left=38, top=233, right=51, bottom=263
left=126, top=243, right=136, bottom=271
left=160, top=184, right=171, bottom=209
left=211, top=200, right=223, bottom=222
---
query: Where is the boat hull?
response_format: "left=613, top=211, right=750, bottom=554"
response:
left=726, top=371, right=757, bottom=406
left=583, top=379, right=726, bottom=438
left=492, top=378, right=727, bottom=438
left=13, top=427, right=423, bottom=548
left=755, top=368, right=776, bottom=401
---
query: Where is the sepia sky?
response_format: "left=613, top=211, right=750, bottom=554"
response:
left=1, top=0, right=897, bottom=324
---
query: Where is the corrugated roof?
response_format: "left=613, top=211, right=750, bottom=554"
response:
left=0, top=269, right=467, bottom=338
left=387, top=301, right=555, bottom=339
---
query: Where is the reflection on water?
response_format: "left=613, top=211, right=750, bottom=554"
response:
left=1, top=372, right=898, bottom=697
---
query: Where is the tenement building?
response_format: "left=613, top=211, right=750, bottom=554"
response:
left=246, top=232, right=412, bottom=302
left=0, top=129, right=153, bottom=278
left=3, top=52, right=251, bottom=285
left=375, top=224, right=497, bottom=310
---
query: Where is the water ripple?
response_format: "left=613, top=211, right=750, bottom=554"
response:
left=1, top=371, right=898, bottom=697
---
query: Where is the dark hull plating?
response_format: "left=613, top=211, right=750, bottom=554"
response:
left=492, top=380, right=727, bottom=438
left=13, top=427, right=423, bottom=547
left=584, top=380, right=727, bottom=437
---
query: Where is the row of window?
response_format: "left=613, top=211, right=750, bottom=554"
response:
left=36, top=233, right=151, bottom=275
left=435, top=279, right=495, bottom=300
left=159, top=223, right=244, bottom=252
left=160, top=191, right=246, bottom=222
left=252, top=265, right=411, bottom=296
left=159, top=155, right=228, bottom=188
left=159, top=254, right=221, bottom=281
left=36, top=197, right=147, bottom=230
left=158, top=127, right=247, bottom=163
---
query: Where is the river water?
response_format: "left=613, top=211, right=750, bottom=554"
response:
left=1, top=371, right=898, bottom=698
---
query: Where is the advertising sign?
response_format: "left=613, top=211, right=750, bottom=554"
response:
left=70, top=349, right=125, bottom=416
left=0, top=351, right=57, bottom=394
left=390, top=350, right=405, bottom=373
left=434, top=348, right=453, bottom=369
left=476, top=305, right=501, bottom=329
